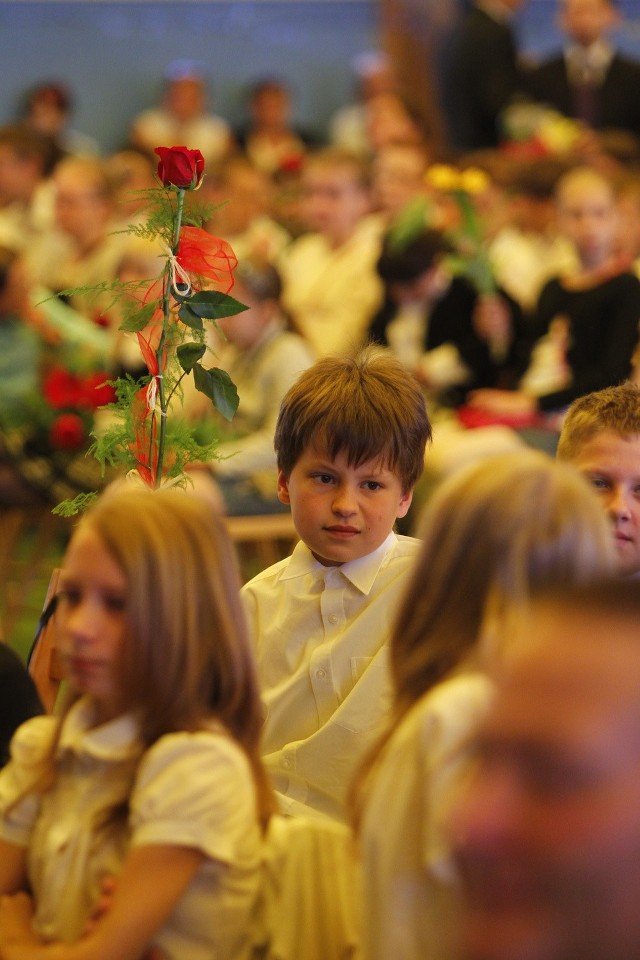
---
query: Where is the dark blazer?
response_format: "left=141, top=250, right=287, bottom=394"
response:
left=446, top=6, right=523, bottom=151
left=368, top=275, right=519, bottom=406
left=524, top=52, right=640, bottom=135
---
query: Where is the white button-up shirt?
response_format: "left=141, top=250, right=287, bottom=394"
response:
left=242, top=532, right=422, bottom=822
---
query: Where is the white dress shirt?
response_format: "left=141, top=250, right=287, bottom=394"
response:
left=242, top=531, right=422, bottom=822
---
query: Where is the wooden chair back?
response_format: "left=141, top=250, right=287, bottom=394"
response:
left=27, top=568, right=65, bottom=713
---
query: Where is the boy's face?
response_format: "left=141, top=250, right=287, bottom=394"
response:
left=556, top=176, right=618, bottom=270
left=277, top=445, right=412, bottom=566
left=301, top=165, right=370, bottom=244
left=568, top=429, right=640, bottom=577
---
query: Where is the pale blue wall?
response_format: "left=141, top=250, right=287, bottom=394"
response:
left=0, top=1, right=639, bottom=155
left=0, top=2, right=380, bottom=152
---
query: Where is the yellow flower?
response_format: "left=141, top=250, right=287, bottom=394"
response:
left=458, top=167, right=491, bottom=195
left=425, top=164, right=462, bottom=192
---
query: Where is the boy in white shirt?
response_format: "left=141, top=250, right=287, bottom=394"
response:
left=557, top=381, right=640, bottom=579
left=242, top=347, right=431, bottom=821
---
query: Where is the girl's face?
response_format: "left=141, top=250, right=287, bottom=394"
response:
left=57, top=525, right=128, bottom=725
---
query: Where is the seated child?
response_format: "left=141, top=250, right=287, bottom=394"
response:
left=469, top=165, right=640, bottom=422
left=277, top=148, right=384, bottom=358
left=241, top=346, right=432, bottom=822
left=351, top=448, right=614, bottom=960
left=557, top=380, right=640, bottom=579
left=369, top=228, right=522, bottom=409
left=0, top=485, right=273, bottom=959
left=188, top=258, right=315, bottom=516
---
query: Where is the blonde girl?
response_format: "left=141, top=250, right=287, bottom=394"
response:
left=0, top=485, right=274, bottom=960
left=352, top=449, right=616, bottom=960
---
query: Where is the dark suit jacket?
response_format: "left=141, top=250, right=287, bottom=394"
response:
left=524, top=52, right=640, bottom=135
left=368, top=275, right=519, bottom=406
left=446, top=6, right=524, bottom=151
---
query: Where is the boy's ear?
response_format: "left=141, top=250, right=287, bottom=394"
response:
left=277, top=469, right=291, bottom=505
left=396, top=488, right=413, bottom=519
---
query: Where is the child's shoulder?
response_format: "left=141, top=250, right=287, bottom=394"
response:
left=241, top=552, right=294, bottom=593
left=136, top=726, right=252, bottom=792
left=381, top=533, right=423, bottom=566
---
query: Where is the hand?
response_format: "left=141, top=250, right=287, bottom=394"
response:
left=0, top=891, right=36, bottom=947
left=468, top=389, right=536, bottom=418
left=83, top=876, right=167, bottom=960
left=472, top=294, right=512, bottom=347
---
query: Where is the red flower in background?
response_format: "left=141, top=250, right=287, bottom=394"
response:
left=44, top=369, right=81, bottom=409
left=49, top=413, right=86, bottom=451
left=78, top=372, right=115, bottom=408
left=44, top=367, right=115, bottom=411
left=154, top=146, right=205, bottom=190
left=176, top=226, right=237, bottom=294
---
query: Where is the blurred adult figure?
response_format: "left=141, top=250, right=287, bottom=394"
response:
left=446, top=0, right=529, bottom=152
left=524, top=0, right=640, bottom=136
left=454, top=578, right=640, bottom=960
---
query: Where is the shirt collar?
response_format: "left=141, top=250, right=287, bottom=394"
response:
left=57, top=697, right=141, bottom=762
left=476, top=0, right=514, bottom=24
left=280, top=531, right=398, bottom=595
left=565, top=39, right=614, bottom=80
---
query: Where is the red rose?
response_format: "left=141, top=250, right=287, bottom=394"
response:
left=154, top=146, right=205, bottom=190
left=49, top=413, right=86, bottom=451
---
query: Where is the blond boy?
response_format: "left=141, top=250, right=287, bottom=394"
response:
left=557, top=381, right=640, bottom=577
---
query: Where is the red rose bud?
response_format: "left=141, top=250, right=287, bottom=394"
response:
left=49, top=413, right=86, bottom=451
left=154, top=145, right=205, bottom=189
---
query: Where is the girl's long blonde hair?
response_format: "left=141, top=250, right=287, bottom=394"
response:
left=46, top=485, right=275, bottom=827
left=352, top=449, right=615, bottom=826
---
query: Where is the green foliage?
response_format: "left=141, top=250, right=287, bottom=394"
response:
left=192, top=365, right=239, bottom=422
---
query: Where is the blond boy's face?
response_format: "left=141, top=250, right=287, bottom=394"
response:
left=277, top=445, right=412, bottom=566
left=569, top=429, right=640, bottom=577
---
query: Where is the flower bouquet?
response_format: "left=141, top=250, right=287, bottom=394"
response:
left=424, top=163, right=496, bottom=296
left=52, top=145, right=247, bottom=515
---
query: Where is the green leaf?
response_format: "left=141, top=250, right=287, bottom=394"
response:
left=193, top=364, right=239, bottom=422
left=181, top=291, right=248, bottom=320
left=120, top=300, right=158, bottom=333
left=177, top=302, right=204, bottom=331
left=177, top=341, right=206, bottom=373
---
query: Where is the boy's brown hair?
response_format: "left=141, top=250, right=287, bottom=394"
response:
left=274, top=345, right=432, bottom=493
left=303, top=146, right=372, bottom=191
left=557, top=382, right=640, bottom=461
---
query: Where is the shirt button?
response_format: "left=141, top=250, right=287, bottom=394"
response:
left=282, top=757, right=292, bottom=769
left=316, top=668, right=327, bottom=680
left=328, top=614, right=338, bottom=624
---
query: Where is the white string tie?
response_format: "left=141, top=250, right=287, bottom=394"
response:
left=145, top=374, right=162, bottom=414
left=163, top=242, right=192, bottom=299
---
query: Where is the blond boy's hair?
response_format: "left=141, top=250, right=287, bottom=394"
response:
left=274, top=346, right=432, bottom=493
left=557, top=382, right=640, bottom=461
